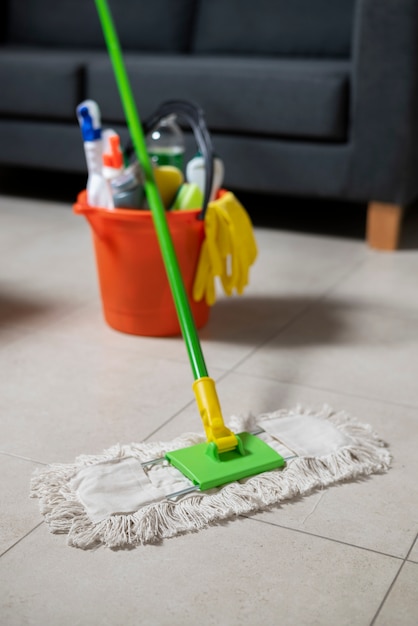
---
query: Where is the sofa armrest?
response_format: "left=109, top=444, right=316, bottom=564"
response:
left=349, top=0, right=418, bottom=204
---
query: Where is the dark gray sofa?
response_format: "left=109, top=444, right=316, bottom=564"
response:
left=1, top=0, right=417, bottom=249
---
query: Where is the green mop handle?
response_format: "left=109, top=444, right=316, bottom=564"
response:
left=94, top=0, right=208, bottom=381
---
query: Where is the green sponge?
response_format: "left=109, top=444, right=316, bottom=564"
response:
left=171, top=183, right=204, bottom=211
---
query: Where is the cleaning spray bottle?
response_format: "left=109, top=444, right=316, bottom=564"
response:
left=76, top=100, right=110, bottom=207
left=101, top=130, right=124, bottom=209
left=146, top=114, right=185, bottom=170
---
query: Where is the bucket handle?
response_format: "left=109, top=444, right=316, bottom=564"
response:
left=126, top=100, right=214, bottom=220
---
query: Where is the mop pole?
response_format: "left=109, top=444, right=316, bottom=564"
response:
left=94, top=0, right=238, bottom=453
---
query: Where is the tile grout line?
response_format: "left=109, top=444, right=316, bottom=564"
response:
left=369, top=532, right=418, bottom=625
left=241, top=515, right=406, bottom=562
left=228, top=255, right=370, bottom=374
left=0, top=522, right=44, bottom=560
left=226, top=368, right=418, bottom=412
left=143, top=396, right=197, bottom=442
left=143, top=369, right=232, bottom=441
left=0, top=450, right=47, bottom=466
left=227, top=300, right=318, bottom=374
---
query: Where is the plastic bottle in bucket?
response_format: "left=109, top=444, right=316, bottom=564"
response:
left=146, top=115, right=185, bottom=170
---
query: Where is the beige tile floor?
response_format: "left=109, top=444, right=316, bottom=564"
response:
left=1, top=192, right=418, bottom=625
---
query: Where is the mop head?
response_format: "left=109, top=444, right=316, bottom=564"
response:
left=31, top=406, right=391, bottom=550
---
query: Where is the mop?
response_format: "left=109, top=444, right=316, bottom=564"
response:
left=31, top=0, right=391, bottom=549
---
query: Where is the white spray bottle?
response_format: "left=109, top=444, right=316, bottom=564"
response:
left=76, top=100, right=110, bottom=207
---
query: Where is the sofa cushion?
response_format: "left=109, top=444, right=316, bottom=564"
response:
left=7, top=0, right=195, bottom=52
left=87, top=55, right=350, bottom=141
left=0, top=48, right=90, bottom=119
left=192, top=0, right=354, bottom=58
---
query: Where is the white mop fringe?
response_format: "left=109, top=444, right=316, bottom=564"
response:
left=30, top=405, right=391, bottom=549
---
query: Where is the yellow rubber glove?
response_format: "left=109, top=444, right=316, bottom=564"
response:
left=192, top=237, right=217, bottom=305
left=193, top=192, right=257, bottom=305
left=217, top=192, right=257, bottom=295
left=192, top=201, right=223, bottom=305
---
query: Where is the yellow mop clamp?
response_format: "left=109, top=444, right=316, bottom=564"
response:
left=166, top=377, right=285, bottom=491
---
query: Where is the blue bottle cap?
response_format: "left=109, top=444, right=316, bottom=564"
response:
left=76, top=103, right=102, bottom=141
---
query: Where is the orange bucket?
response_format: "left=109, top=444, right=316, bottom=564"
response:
left=74, top=191, right=210, bottom=336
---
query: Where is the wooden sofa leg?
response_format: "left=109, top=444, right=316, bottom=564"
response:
left=366, top=201, right=404, bottom=250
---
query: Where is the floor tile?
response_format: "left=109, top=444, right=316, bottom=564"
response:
left=0, top=518, right=400, bottom=626
left=0, top=195, right=74, bottom=253
left=374, top=562, right=418, bottom=626
left=331, top=249, right=418, bottom=318
left=33, top=294, right=302, bottom=374
left=1, top=213, right=96, bottom=304
left=0, top=199, right=97, bottom=341
left=1, top=191, right=417, bottom=623
left=0, top=332, right=224, bottom=463
left=237, top=302, right=418, bottom=408
left=154, top=376, right=418, bottom=558
left=0, top=282, right=90, bottom=345
left=247, top=227, right=366, bottom=299
left=0, top=454, right=43, bottom=555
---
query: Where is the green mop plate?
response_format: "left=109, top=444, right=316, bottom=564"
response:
left=165, top=432, right=285, bottom=491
